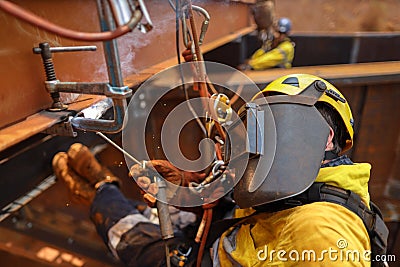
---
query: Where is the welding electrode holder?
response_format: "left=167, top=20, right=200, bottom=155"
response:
left=142, top=161, right=174, bottom=240
left=154, top=175, right=175, bottom=240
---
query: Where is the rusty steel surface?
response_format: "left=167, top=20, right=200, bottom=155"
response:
left=347, top=84, right=400, bottom=198
left=289, top=33, right=400, bottom=66
left=0, top=0, right=251, bottom=130
left=0, top=224, right=122, bottom=267
left=1, top=1, right=400, bottom=265
left=243, top=61, right=400, bottom=86
left=0, top=95, right=106, bottom=151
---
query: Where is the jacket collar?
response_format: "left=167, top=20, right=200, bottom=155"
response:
left=316, top=159, right=371, bottom=206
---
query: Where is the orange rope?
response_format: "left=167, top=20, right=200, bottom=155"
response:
left=196, top=208, right=213, bottom=267
left=187, top=6, right=226, bottom=143
left=215, top=143, right=223, bottom=161
left=185, top=4, right=227, bottom=265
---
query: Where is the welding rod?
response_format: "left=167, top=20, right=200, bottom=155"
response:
left=96, top=132, right=142, bottom=166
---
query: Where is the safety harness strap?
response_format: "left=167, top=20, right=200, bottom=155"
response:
left=297, top=183, right=389, bottom=267
left=324, top=150, right=339, bottom=160
left=303, top=183, right=374, bottom=229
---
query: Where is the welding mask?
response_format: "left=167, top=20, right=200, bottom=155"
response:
left=226, top=74, right=346, bottom=208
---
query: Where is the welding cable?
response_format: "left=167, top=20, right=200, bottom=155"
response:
left=215, top=142, right=223, bottom=161
left=186, top=3, right=227, bottom=141
left=0, top=0, right=142, bottom=41
left=187, top=3, right=207, bottom=96
left=229, top=84, right=244, bottom=106
left=174, top=3, right=225, bottom=265
left=185, top=4, right=224, bottom=258
left=195, top=206, right=213, bottom=267
left=206, top=76, right=219, bottom=95
left=184, top=0, right=225, bottom=160
left=168, top=0, right=177, bottom=11
left=174, top=0, right=207, bottom=136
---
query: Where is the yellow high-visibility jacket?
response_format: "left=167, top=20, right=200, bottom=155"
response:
left=216, top=163, right=372, bottom=266
left=248, top=38, right=295, bottom=70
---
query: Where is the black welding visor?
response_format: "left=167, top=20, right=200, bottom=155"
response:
left=225, top=81, right=331, bottom=208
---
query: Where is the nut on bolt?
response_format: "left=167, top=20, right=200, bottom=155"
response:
left=315, top=80, right=327, bottom=92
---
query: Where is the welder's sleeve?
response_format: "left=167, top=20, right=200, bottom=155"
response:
left=90, top=183, right=195, bottom=267
left=248, top=41, right=294, bottom=70
left=248, top=48, right=284, bottom=70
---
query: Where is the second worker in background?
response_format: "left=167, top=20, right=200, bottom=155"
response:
left=239, top=17, right=295, bottom=70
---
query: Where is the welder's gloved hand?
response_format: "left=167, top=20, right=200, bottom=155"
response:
left=237, top=63, right=252, bottom=71
left=53, top=152, right=96, bottom=206
left=130, top=160, right=205, bottom=187
left=129, top=160, right=206, bottom=207
left=52, top=143, right=122, bottom=206
left=67, top=143, right=122, bottom=189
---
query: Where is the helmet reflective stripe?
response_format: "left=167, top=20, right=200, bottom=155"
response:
left=260, top=74, right=354, bottom=152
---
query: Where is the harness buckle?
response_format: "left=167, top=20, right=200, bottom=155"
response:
left=170, top=245, right=192, bottom=267
left=283, top=199, right=303, bottom=207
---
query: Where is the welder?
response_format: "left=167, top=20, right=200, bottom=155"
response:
left=239, top=17, right=295, bottom=70
left=52, top=74, right=388, bottom=266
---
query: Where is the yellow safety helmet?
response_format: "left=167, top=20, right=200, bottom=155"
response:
left=254, top=74, right=354, bottom=152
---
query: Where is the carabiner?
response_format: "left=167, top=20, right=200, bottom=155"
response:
left=181, top=4, right=210, bottom=47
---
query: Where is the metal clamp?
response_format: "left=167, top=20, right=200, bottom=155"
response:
left=43, top=117, right=77, bottom=137
left=33, top=41, right=133, bottom=133
left=44, top=81, right=132, bottom=99
left=33, top=43, right=98, bottom=112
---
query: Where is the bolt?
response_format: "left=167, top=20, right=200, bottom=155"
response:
left=315, top=80, right=327, bottom=92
